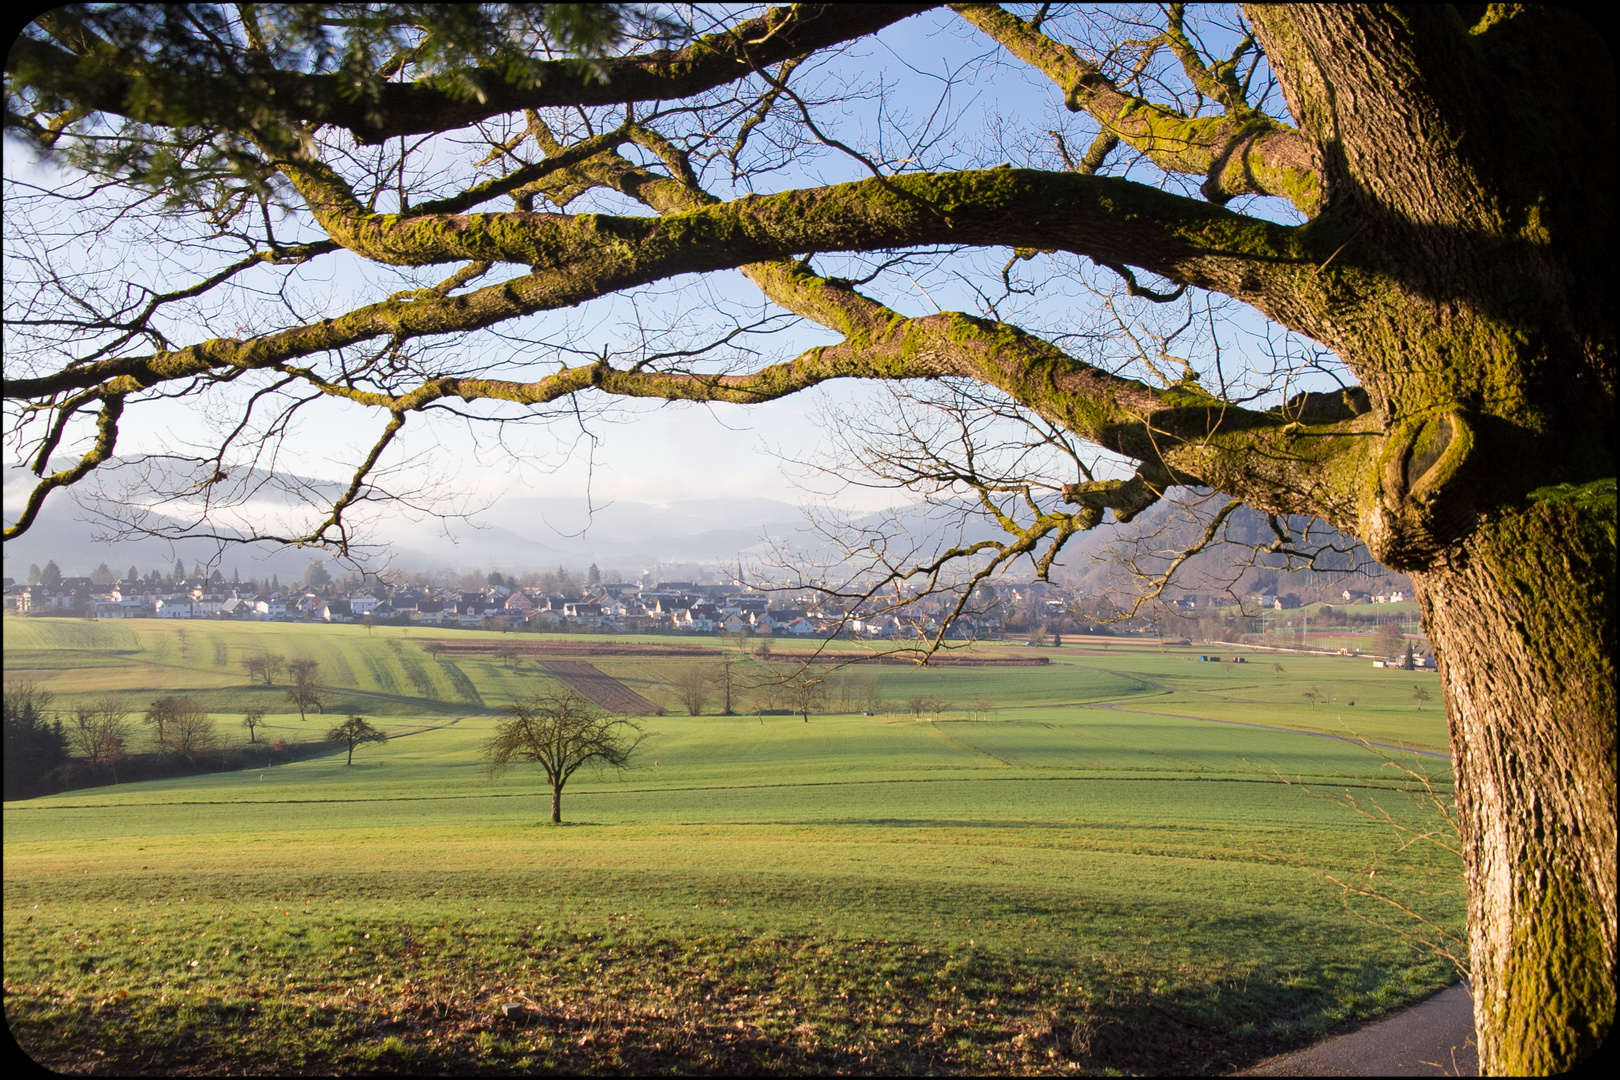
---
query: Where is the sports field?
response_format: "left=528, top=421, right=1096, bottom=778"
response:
left=4, top=618, right=1463, bottom=1074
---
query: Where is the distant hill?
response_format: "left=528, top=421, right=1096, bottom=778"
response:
left=1047, top=496, right=1412, bottom=602
left=1, top=462, right=816, bottom=580
left=3, top=462, right=1407, bottom=598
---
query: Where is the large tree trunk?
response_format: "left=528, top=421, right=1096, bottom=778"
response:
left=1412, top=491, right=1616, bottom=1073
left=1250, top=11, right=1615, bottom=1069
left=550, top=783, right=562, bottom=824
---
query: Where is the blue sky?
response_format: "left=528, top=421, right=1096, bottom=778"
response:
left=5, top=5, right=1328, bottom=566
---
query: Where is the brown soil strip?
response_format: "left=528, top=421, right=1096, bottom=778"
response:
left=540, top=660, right=660, bottom=715
left=763, top=653, right=1051, bottom=666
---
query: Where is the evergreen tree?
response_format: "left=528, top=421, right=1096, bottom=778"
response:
left=3, top=680, right=67, bottom=799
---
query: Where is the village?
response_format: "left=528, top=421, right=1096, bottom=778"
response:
left=7, top=558, right=1424, bottom=660
left=7, top=568, right=993, bottom=639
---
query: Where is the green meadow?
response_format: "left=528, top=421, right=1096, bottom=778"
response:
left=4, top=618, right=1463, bottom=1074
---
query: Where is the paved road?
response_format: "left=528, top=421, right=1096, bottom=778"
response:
left=1238, top=983, right=1477, bottom=1076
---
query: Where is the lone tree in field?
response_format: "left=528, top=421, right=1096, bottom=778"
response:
left=284, top=659, right=324, bottom=720
left=164, top=696, right=219, bottom=760
left=261, top=654, right=286, bottom=686
left=242, top=707, right=266, bottom=743
left=1372, top=622, right=1407, bottom=658
left=671, top=665, right=710, bottom=716
left=71, top=697, right=132, bottom=767
left=244, top=653, right=286, bottom=686
left=712, top=661, right=739, bottom=717
left=3, top=6, right=1612, bottom=1069
left=483, top=689, right=646, bottom=823
left=326, top=714, right=387, bottom=765
left=142, top=695, right=179, bottom=747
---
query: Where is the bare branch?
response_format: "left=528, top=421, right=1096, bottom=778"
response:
left=950, top=3, right=1320, bottom=212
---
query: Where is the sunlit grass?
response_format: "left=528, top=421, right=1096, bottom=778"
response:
left=5, top=618, right=1462, bottom=1073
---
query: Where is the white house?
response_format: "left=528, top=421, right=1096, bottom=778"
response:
left=155, top=596, right=193, bottom=618
left=191, top=592, right=230, bottom=616
left=253, top=595, right=290, bottom=619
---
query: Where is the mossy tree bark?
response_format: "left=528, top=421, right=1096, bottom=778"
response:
left=5, top=5, right=1613, bottom=1070
left=1245, top=11, right=1616, bottom=1068
left=1414, top=495, right=1615, bottom=1073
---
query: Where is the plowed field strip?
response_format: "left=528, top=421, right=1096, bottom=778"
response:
left=766, top=653, right=1050, bottom=666
left=541, top=661, right=659, bottom=715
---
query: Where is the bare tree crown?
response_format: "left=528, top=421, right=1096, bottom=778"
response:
left=14, top=3, right=1590, bottom=603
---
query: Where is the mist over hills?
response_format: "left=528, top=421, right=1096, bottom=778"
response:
left=1047, top=496, right=1412, bottom=601
left=4, top=462, right=1407, bottom=597
left=2, top=463, right=817, bottom=580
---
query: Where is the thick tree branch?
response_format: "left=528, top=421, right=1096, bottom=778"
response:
left=6, top=5, right=934, bottom=145
left=8, top=156, right=1371, bottom=536
left=272, top=161, right=1317, bottom=301
left=503, top=131, right=1377, bottom=529
left=951, top=3, right=1321, bottom=213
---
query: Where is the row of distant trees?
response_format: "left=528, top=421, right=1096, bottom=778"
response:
left=2, top=681, right=258, bottom=798
left=22, top=557, right=286, bottom=594
left=1, top=661, right=382, bottom=799
left=241, top=654, right=326, bottom=719
left=660, top=663, right=995, bottom=721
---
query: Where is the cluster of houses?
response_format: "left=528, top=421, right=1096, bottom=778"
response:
left=4, top=577, right=996, bottom=639
left=1162, top=587, right=1409, bottom=613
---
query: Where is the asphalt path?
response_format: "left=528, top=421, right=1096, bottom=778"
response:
left=1237, top=983, right=1476, bottom=1076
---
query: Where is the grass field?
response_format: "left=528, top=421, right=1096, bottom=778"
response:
left=4, top=617, right=1464, bottom=1074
